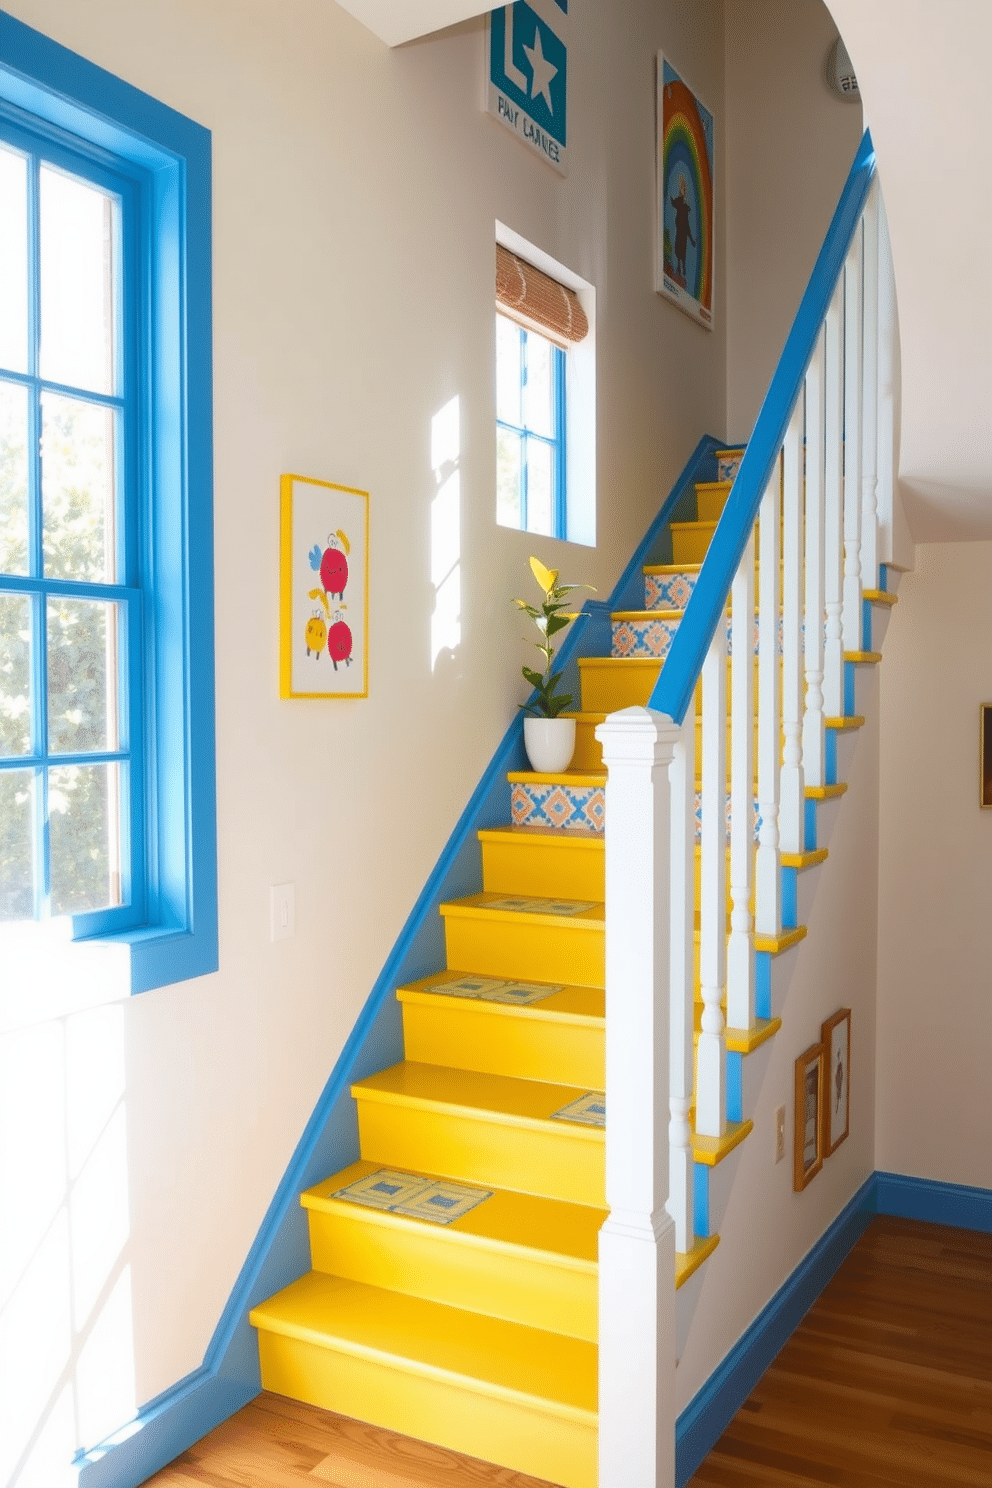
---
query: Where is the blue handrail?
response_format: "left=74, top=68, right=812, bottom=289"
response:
left=651, top=130, right=877, bottom=725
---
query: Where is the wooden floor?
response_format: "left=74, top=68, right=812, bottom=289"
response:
left=143, top=1216, right=990, bottom=1488
left=689, top=1215, right=992, bottom=1487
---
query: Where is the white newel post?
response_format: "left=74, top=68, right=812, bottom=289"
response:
left=779, top=397, right=806, bottom=856
left=803, top=329, right=827, bottom=788
left=596, top=707, right=678, bottom=1488
left=842, top=222, right=864, bottom=652
left=726, top=532, right=755, bottom=1032
left=876, top=192, right=897, bottom=567
left=823, top=282, right=845, bottom=720
left=860, top=183, right=880, bottom=591
left=666, top=708, right=695, bottom=1253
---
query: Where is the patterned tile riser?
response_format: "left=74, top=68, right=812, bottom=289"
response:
left=510, top=781, right=761, bottom=843
left=611, top=613, right=799, bottom=659
left=644, top=571, right=698, bottom=611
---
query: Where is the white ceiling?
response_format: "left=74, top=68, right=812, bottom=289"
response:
left=334, top=0, right=489, bottom=47
left=344, top=0, right=992, bottom=540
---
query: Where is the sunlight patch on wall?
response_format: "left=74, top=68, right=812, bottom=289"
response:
left=430, top=396, right=462, bottom=671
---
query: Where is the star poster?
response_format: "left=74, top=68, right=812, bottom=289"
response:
left=656, top=54, right=715, bottom=329
left=487, top=2, right=568, bottom=176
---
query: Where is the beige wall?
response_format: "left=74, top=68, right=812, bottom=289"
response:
left=876, top=545, right=992, bottom=1190
left=0, top=0, right=728, bottom=1459
left=724, top=0, right=863, bottom=439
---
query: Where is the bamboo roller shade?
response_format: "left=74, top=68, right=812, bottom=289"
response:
left=496, top=244, right=589, bottom=348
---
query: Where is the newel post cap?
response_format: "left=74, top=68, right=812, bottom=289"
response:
left=595, top=706, right=680, bottom=767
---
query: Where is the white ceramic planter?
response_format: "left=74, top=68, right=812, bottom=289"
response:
left=523, top=716, right=576, bottom=773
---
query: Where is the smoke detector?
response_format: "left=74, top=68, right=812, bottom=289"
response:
left=826, top=37, right=860, bottom=102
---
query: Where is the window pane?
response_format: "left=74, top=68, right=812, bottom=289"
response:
left=42, top=394, right=116, bottom=583
left=49, top=761, right=121, bottom=915
left=523, top=332, right=554, bottom=438
left=496, top=314, right=521, bottom=427
left=0, top=380, right=29, bottom=575
left=525, top=438, right=553, bottom=537
left=496, top=427, right=523, bottom=530
left=40, top=165, right=117, bottom=396
left=0, top=592, right=32, bottom=757
left=0, top=145, right=28, bottom=374
left=0, top=767, right=35, bottom=919
left=47, top=598, right=119, bottom=755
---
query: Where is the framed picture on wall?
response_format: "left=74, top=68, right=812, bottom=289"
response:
left=794, top=1043, right=825, bottom=1191
left=981, top=704, right=992, bottom=807
left=656, top=52, right=715, bottom=329
left=279, top=473, right=369, bottom=699
left=820, top=1008, right=851, bottom=1157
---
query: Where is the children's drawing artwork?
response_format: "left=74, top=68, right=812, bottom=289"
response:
left=280, top=474, right=369, bottom=698
left=820, top=1008, right=852, bottom=1156
left=656, top=53, right=714, bottom=329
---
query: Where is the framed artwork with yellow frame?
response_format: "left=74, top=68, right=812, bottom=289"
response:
left=820, top=1008, right=851, bottom=1157
left=279, top=474, right=369, bottom=699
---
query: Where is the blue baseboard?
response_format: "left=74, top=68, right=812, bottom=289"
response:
left=874, top=1170, right=992, bottom=1233
left=675, top=1169, right=992, bottom=1484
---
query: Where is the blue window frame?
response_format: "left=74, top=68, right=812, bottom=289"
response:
left=0, top=11, right=217, bottom=993
left=496, top=312, right=567, bottom=539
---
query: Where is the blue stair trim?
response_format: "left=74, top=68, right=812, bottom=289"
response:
left=693, top=1163, right=711, bottom=1239
left=76, top=438, right=724, bottom=1488
left=726, top=1053, right=743, bottom=1124
left=651, top=131, right=877, bottom=728
left=675, top=1171, right=992, bottom=1485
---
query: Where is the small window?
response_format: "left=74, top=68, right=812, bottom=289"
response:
left=496, top=314, right=566, bottom=537
left=494, top=242, right=592, bottom=544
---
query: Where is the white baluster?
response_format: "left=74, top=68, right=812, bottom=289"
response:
left=666, top=708, right=695, bottom=1252
left=696, top=624, right=727, bottom=1139
left=823, top=282, right=845, bottom=720
left=861, top=183, right=880, bottom=592
left=726, top=531, right=755, bottom=1032
left=779, top=397, right=805, bottom=855
left=842, top=222, right=864, bottom=652
left=803, top=328, right=827, bottom=789
left=596, top=707, right=677, bottom=1488
left=876, top=191, right=897, bottom=568
left=755, top=467, right=782, bottom=936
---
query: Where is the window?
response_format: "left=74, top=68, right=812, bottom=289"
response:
left=496, top=314, right=566, bottom=537
left=494, top=238, right=594, bottom=546
left=0, top=13, right=216, bottom=994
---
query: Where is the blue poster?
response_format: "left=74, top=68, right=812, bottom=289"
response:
left=487, top=2, right=568, bottom=175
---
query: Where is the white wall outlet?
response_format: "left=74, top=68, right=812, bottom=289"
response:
left=774, top=1104, right=786, bottom=1164
left=270, top=883, right=295, bottom=942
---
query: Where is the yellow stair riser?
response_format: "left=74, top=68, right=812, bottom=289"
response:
left=402, top=999, right=604, bottom=1089
left=671, top=519, right=781, bottom=566
left=479, top=833, right=604, bottom=900
left=569, top=715, right=606, bottom=770
left=354, top=1095, right=605, bottom=1207
left=306, top=1205, right=598, bottom=1343
left=256, top=1331, right=597, bottom=1488
left=579, top=655, right=783, bottom=715
left=695, top=481, right=732, bottom=522
left=442, top=912, right=604, bottom=989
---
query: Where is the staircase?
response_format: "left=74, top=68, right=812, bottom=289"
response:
left=249, top=131, right=901, bottom=1488
left=249, top=438, right=894, bottom=1487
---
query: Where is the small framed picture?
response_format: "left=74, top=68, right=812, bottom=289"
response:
left=794, top=1043, right=825, bottom=1191
left=820, top=1008, right=851, bottom=1157
left=981, top=705, right=992, bottom=807
left=279, top=473, right=369, bottom=699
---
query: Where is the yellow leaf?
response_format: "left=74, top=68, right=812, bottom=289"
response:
left=529, top=555, right=558, bottom=594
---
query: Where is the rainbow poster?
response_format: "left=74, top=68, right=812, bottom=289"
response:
left=657, top=55, right=714, bottom=330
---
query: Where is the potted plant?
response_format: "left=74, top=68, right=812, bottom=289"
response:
left=514, top=555, right=593, bottom=773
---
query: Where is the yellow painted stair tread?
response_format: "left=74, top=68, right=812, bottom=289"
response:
left=303, top=1159, right=604, bottom=1266
left=352, top=1061, right=605, bottom=1141
left=806, top=782, right=847, bottom=800
left=725, top=1017, right=782, bottom=1055
left=692, top=1119, right=752, bottom=1167
left=643, top=563, right=702, bottom=576
left=478, top=825, right=603, bottom=850
left=825, top=715, right=865, bottom=730
left=440, top=892, right=604, bottom=928
left=250, top=1273, right=598, bottom=1421
left=864, top=589, right=897, bottom=605
left=780, top=847, right=829, bottom=870
left=610, top=608, right=684, bottom=622
left=844, top=650, right=882, bottom=663
left=676, top=1234, right=720, bottom=1289
left=506, top=769, right=606, bottom=787
left=398, top=972, right=605, bottom=1025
